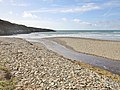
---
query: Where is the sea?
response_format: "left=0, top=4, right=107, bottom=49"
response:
left=7, top=30, right=120, bottom=41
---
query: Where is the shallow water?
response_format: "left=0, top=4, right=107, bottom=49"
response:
left=27, top=38, right=120, bottom=75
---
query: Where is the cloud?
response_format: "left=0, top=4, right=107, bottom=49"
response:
left=103, top=7, right=113, bottom=17
left=11, top=2, right=30, bottom=7
left=22, top=12, right=37, bottom=18
left=102, top=0, right=120, bottom=17
left=9, top=11, right=13, bottom=15
left=97, top=19, right=120, bottom=25
left=73, top=18, right=91, bottom=25
left=10, top=0, right=30, bottom=7
left=62, top=18, right=96, bottom=26
left=28, top=3, right=101, bottom=14
left=10, top=0, right=15, bottom=3
left=106, top=13, right=120, bottom=17
left=105, top=0, right=120, bottom=7
left=11, top=3, right=30, bottom=7
left=73, top=19, right=81, bottom=23
left=61, top=3, right=100, bottom=13
left=62, top=18, right=67, bottom=21
left=95, top=19, right=120, bottom=29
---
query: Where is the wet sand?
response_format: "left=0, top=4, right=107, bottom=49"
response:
left=51, top=37, right=120, bottom=60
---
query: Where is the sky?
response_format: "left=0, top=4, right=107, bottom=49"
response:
left=0, top=0, right=120, bottom=30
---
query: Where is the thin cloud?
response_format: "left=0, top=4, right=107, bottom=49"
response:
left=103, top=7, right=113, bottom=17
left=11, top=3, right=30, bottom=7
left=73, top=19, right=81, bottom=23
left=61, top=3, right=100, bottom=13
left=73, top=18, right=91, bottom=25
left=102, top=0, right=120, bottom=17
left=28, top=3, right=101, bottom=14
left=62, top=18, right=96, bottom=26
left=106, top=13, right=120, bottom=17
left=10, top=0, right=30, bottom=7
left=105, top=0, right=120, bottom=7
left=62, top=18, right=67, bottom=21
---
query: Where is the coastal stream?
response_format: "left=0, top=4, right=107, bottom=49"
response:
left=27, top=38, right=120, bottom=75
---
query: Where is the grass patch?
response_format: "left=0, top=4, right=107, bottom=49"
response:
left=0, top=65, right=17, bottom=90
left=0, top=78, right=16, bottom=90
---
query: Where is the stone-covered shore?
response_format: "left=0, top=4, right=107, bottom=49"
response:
left=0, top=37, right=120, bottom=90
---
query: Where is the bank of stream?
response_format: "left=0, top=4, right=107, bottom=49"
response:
left=26, top=38, right=120, bottom=75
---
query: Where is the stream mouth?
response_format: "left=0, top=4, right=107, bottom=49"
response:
left=27, top=38, right=120, bottom=75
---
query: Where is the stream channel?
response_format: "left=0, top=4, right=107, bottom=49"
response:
left=27, top=38, right=120, bottom=75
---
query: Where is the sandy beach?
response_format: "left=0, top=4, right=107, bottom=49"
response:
left=0, top=37, right=120, bottom=89
left=51, top=37, right=120, bottom=60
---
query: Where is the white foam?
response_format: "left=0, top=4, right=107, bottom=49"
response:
left=1, top=31, right=120, bottom=41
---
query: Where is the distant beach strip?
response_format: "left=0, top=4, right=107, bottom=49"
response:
left=51, top=37, right=120, bottom=60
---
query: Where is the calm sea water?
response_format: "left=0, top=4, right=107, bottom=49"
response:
left=10, top=30, right=120, bottom=41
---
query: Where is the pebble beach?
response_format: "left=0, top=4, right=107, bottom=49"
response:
left=0, top=37, right=120, bottom=90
